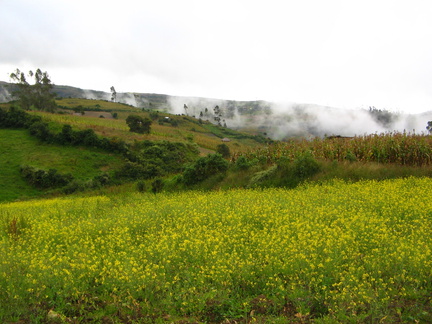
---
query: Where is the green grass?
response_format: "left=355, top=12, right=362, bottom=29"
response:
left=32, top=106, right=267, bottom=152
left=55, top=98, right=137, bottom=112
left=0, top=129, right=123, bottom=202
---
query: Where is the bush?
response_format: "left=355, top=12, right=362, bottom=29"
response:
left=56, top=124, right=76, bottom=144
left=137, top=181, right=146, bottom=192
left=76, top=129, right=100, bottom=147
left=235, top=156, right=252, bottom=170
left=0, top=106, right=33, bottom=128
left=293, top=152, right=321, bottom=179
left=20, top=165, right=74, bottom=189
left=62, top=179, right=88, bottom=194
left=151, top=178, right=164, bottom=193
left=28, top=121, right=52, bottom=142
left=126, top=115, right=152, bottom=134
left=247, top=165, right=278, bottom=188
left=116, top=161, right=162, bottom=180
left=149, top=111, right=159, bottom=120
left=92, top=173, right=111, bottom=187
left=216, top=143, right=231, bottom=158
left=183, top=153, right=229, bottom=185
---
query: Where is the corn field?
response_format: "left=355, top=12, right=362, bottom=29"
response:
left=234, top=132, right=432, bottom=166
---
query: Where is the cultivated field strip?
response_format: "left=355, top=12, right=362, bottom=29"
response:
left=1, top=178, right=431, bottom=322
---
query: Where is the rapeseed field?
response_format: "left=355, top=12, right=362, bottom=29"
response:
left=1, top=178, right=431, bottom=323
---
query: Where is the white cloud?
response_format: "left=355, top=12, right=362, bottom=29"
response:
left=1, top=0, right=432, bottom=113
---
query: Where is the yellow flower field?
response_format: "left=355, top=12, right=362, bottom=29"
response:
left=1, top=178, right=431, bottom=322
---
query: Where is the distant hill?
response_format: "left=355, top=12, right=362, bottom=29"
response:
left=2, top=81, right=430, bottom=139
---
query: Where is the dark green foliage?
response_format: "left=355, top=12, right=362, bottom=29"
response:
left=247, top=153, right=321, bottom=189
left=9, top=68, right=57, bottom=112
left=77, top=129, right=100, bottom=147
left=427, top=121, right=432, bottom=134
left=235, top=155, right=253, bottom=170
left=72, top=105, right=85, bottom=115
left=151, top=178, right=164, bottom=193
left=247, top=165, right=278, bottom=188
left=216, top=143, right=231, bottom=158
left=183, top=153, right=229, bottom=185
left=62, top=179, right=87, bottom=194
left=137, top=181, right=146, bottom=192
left=92, top=173, right=111, bottom=187
left=62, top=173, right=112, bottom=194
left=368, top=106, right=397, bottom=128
left=28, top=121, right=52, bottom=141
left=169, top=118, right=179, bottom=127
left=126, top=114, right=152, bottom=134
left=20, top=165, right=73, bottom=189
left=0, top=106, right=38, bottom=128
left=293, top=152, right=321, bottom=179
left=115, top=161, right=162, bottom=180
left=149, top=111, right=159, bottom=120
left=131, top=140, right=199, bottom=175
left=345, top=151, right=358, bottom=162
left=56, top=124, right=76, bottom=144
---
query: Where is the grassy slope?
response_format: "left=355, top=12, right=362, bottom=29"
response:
left=3, top=97, right=432, bottom=202
left=0, top=99, right=269, bottom=202
left=44, top=99, right=267, bottom=153
left=0, top=129, right=123, bottom=202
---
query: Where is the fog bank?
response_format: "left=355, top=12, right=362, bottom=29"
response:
left=168, top=97, right=432, bottom=139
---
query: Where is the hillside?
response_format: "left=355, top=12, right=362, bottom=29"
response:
left=0, top=129, right=124, bottom=202
left=2, top=84, right=432, bottom=203
left=0, top=98, right=269, bottom=202
left=3, top=81, right=431, bottom=139
left=2, top=93, right=432, bottom=323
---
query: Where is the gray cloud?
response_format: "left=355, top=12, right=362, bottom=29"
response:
left=1, top=0, right=432, bottom=113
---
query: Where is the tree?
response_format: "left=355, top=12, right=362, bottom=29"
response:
left=110, top=86, right=117, bottom=102
left=126, top=114, right=152, bottom=134
left=427, top=121, right=432, bottom=134
left=216, top=143, right=231, bottom=158
left=9, top=68, right=57, bottom=112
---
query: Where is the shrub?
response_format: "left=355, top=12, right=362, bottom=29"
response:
left=28, top=121, right=52, bottom=142
left=77, top=129, right=100, bottom=147
left=216, top=143, right=231, bottom=158
left=137, top=181, right=146, bottom=192
left=62, top=179, right=88, bottom=194
left=149, top=111, right=159, bottom=120
left=126, top=115, right=152, bottom=134
left=92, top=173, right=111, bottom=187
left=116, top=161, right=162, bottom=180
left=247, top=165, right=278, bottom=188
left=56, top=124, right=76, bottom=144
left=151, top=178, right=164, bottom=193
left=293, top=152, right=321, bottom=179
left=0, top=106, right=33, bottom=128
left=235, top=156, right=252, bottom=170
left=20, top=165, right=73, bottom=189
left=183, top=153, right=229, bottom=185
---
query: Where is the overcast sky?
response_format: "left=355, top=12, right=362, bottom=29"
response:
left=1, top=0, right=432, bottom=113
